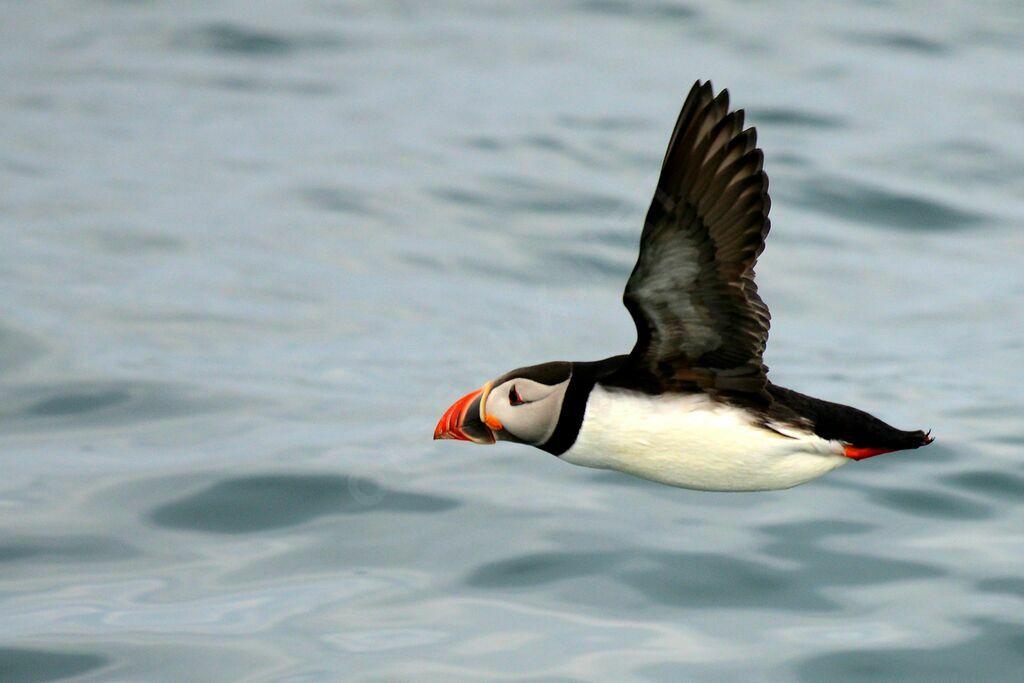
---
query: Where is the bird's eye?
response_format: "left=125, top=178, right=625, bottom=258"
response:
left=509, top=386, right=525, bottom=406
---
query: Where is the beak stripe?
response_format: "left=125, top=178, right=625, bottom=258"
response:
left=433, top=387, right=481, bottom=441
left=479, top=381, right=493, bottom=423
left=433, top=383, right=497, bottom=444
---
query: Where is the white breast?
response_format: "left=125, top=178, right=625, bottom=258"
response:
left=560, top=385, right=848, bottom=491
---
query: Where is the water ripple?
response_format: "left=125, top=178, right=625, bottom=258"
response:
left=796, top=618, right=1024, bottom=682
left=433, top=176, right=625, bottom=217
left=299, top=186, right=370, bottom=215
left=172, top=22, right=349, bottom=57
left=0, top=535, right=135, bottom=565
left=148, top=475, right=459, bottom=534
left=0, top=647, right=108, bottom=683
left=464, top=541, right=942, bottom=613
left=797, top=176, right=985, bottom=231
left=0, top=381, right=231, bottom=431
left=867, top=487, right=992, bottom=520
left=465, top=551, right=615, bottom=589
left=0, top=321, right=45, bottom=374
left=841, top=30, right=951, bottom=56
left=573, top=0, right=699, bottom=20
left=975, top=577, right=1024, bottom=598
left=940, top=470, right=1024, bottom=502
left=752, top=108, right=846, bottom=130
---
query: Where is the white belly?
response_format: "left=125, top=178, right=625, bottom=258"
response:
left=560, top=385, right=848, bottom=492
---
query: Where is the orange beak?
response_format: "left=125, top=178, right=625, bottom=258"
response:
left=434, top=383, right=498, bottom=444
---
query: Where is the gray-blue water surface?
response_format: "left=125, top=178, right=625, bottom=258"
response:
left=2, top=1, right=1023, bottom=681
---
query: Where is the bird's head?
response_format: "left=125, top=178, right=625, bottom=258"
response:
left=433, top=361, right=572, bottom=448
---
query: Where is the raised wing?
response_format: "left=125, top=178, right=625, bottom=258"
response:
left=609, top=80, right=772, bottom=399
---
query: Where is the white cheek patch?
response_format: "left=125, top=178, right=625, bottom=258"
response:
left=527, top=382, right=569, bottom=445
left=487, top=378, right=570, bottom=445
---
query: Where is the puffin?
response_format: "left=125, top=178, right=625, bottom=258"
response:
left=434, top=80, right=933, bottom=492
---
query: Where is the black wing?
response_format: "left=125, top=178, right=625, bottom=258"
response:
left=607, top=80, right=772, bottom=400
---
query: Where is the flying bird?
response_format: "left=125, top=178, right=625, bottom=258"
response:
left=434, top=80, right=933, bottom=491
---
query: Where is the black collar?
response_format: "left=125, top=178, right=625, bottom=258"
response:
left=539, top=355, right=628, bottom=456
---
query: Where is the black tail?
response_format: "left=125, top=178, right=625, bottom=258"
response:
left=767, top=384, right=933, bottom=450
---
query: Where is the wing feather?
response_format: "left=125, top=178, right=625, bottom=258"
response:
left=606, top=81, right=773, bottom=400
